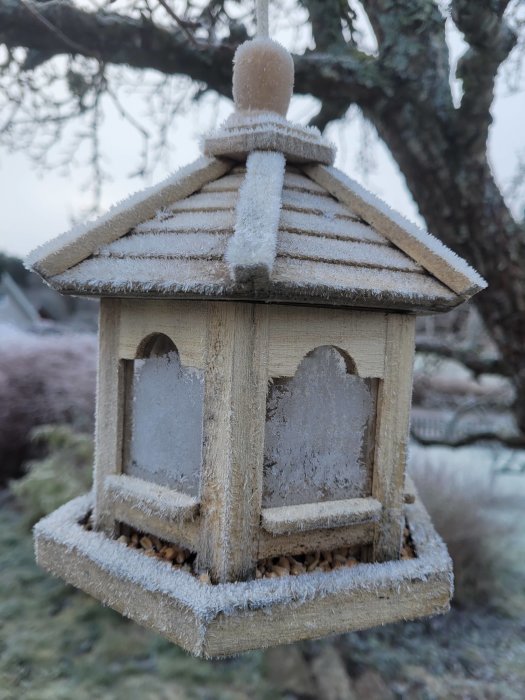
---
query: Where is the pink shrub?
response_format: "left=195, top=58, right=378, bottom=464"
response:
left=0, top=325, right=96, bottom=482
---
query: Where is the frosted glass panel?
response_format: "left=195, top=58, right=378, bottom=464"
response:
left=263, top=346, right=375, bottom=507
left=126, top=350, right=204, bottom=496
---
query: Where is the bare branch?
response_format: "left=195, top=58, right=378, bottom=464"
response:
left=156, top=0, right=201, bottom=46
left=452, top=0, right=518, bottom=150
left=0, top=0, right=386, bottom=107
left=18, top=0, right=98, bottom=57
left=299, top=0, right=346, bottom=52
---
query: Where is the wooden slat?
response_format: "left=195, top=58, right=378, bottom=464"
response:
left=101, top=232, right=228, bottom=259
left=267, top=305, right=387, bottom=378
left=227, top=150, right=285, bottom=284
left=168, top=190, right=237, bottom=212
left=105, top=475, right=200, bottom=550
left=261, top=498, right=382, bottom=535
left=372, top=313, right=416, bottom=561
left=133, top=211, right=235, bottom=234
left=100, top=231, right=420, bottom=274
left=258, top=522, right=376, bottom=559
left=272, top=258, right=458, bottom=307
left=205, top=567, right=450, bottom=657
left=279, top=210, right=386, bottom=244
left=201, top=173, right=246, bottom=193
left=198, top=302, right=269, bottom=582
left=277, top=232, right=422, bottom=272
left=30, top=157, right=233, bottom=277
left=105, top=474, right=199, bottom=520
left=283, top=171, right=327, bottom=193
left=93, top=299, right=125, bottom=532
left=53, top=249, right=457, bottom=313
left=204, top=127, right=335, bottom=165
left=118, top=299, right=208, bottom=369
left=281, top=190, right=354, bottom=218
left=304, top=164, right=485, bottom=297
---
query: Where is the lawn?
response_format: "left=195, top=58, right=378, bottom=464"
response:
left=1, top=485, right=524, bottom=700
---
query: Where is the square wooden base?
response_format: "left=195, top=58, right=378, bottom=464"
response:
left=34, top=494, right=452, bottom=658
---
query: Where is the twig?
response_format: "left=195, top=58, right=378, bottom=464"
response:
left=19, top=0, right=98, bottom=58
left=156, top=0, right=200, bottom=47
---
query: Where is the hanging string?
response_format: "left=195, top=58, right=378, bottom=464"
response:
left=256, top=0, right=269, bottom=38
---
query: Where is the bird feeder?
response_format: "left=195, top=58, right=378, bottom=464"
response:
left=30, top=0, right=486, bottom=658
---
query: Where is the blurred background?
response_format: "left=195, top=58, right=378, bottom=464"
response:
left=1, top=1, right=524, bottom=698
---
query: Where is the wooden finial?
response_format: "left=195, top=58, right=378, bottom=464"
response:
left=232, top=0, right=294, bottom=117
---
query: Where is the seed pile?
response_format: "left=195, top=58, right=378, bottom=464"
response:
left=81, top=512, right=415, bottom=584
left=256, top=548, right=359, bottom=579
left=116, top=531, right=212, bottom=583
left=401, top=525, right=416, bottom=560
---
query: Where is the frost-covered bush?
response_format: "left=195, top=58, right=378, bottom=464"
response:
left=0, top=325, right=96, bottom=483
left=10, top=425, right=93, bottom=525
left=411, top=460, right=510, bottom=608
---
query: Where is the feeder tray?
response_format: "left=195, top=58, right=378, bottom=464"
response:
left=35, top=492, right=452, bottom=658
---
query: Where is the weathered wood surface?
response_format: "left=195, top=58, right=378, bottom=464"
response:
left=266, top=305, right=387, bottom=378
left=198, top=302, right=269, bottom=582
left=93, top=298, right=125, bottom=533
left=261, top=498, right=382, bottom=535
left=105, top=474, right=199, bottom=520
left=105, top=474, right=200, bottom=551
left=110, top=504, right=200, bottom=552
left=304, top=164, right=484, bottom=297
left=118, top=299, right=207, bottom=368
left=371, top=313, right=416, bottom=561
left=29, top=157, right=232, bottom=277
left=258, top=522, right=376, bottom=559
left=35, top=493, right=452, bottom=658
left=204, top=123, right=334, bottom=165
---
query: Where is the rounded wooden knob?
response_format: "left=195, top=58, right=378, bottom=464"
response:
left=232, top=38, right=294, bottom=117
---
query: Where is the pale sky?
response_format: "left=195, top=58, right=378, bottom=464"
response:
left=0, top=20, right=523, bottom=260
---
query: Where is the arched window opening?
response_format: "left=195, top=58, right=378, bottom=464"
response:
left=136, top=332, right=177, bottom=358
left=263, top=345, right=377, bottom=507
left=124, top=333, right=204, bottom=497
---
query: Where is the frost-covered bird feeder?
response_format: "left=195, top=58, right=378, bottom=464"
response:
left=29, top=0, right=486, bottom=658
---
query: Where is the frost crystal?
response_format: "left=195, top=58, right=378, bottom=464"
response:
left=126, top=351, right=204, bottom=496
left=263, top=346, right=374, bottom=507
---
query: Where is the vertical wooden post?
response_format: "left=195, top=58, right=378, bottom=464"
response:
left=93, top=298, right=126, bottom=533
left=198, top=301, right=269, bottom=583
left=372, top=313, right=415, bottom=562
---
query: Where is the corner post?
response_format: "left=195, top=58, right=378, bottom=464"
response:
left=198, top=301, right=269, bottom=583
left=372, top=313, right=415, bottom=561
left=93, top=298, right=126, bottom=533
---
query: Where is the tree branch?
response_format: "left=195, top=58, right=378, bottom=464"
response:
left=0, top=0, right=386, bottom=108
left=361, top=0, right=453, bottom=116
left=0, top=0, right=233, bottom=98
left=452, top=0, right=517, bottom=150
left=299, top=0, right=347, bottom=53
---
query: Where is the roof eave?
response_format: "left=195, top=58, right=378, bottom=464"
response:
left=46, top=275, right=462, bottom=314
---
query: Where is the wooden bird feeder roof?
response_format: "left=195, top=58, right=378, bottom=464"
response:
left=28, top=114, right=485, bottom=314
